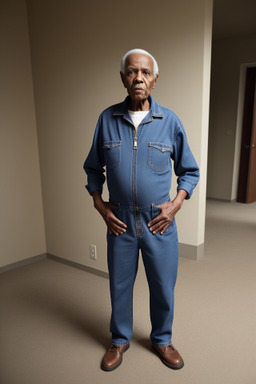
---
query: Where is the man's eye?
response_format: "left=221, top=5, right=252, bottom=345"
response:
left=143, top=71, right=150, bottom=76
left=127, top=70, right=135, bottom=75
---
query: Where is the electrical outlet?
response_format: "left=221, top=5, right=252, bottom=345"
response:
left=89, top=244, right=97, bottom=260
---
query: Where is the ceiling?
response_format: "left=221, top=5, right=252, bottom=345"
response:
left=212, top=0, right=256, bottom=39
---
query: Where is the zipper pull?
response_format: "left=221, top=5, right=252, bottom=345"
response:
left=134, top=131, right=138, bottom=149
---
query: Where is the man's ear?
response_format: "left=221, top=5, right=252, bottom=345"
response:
left=152, top=74, right=159, bottom=89
left=120, top=71, right=126, bottom=88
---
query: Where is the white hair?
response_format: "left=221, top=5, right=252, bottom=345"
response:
left=120, top=49, right=159, bottom=76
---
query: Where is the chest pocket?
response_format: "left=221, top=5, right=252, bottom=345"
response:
left=148, top=142, right=172, bottom=171
left=103, top=141, right=121, bottom=169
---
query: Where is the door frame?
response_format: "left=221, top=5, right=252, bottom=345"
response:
left=231, top=62, right=256, bottom=200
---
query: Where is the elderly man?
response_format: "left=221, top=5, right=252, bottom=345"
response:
left=84, top=48, right=199, bottom=371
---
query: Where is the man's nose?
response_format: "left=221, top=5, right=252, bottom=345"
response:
left=134, top=71, right=143, bottom=82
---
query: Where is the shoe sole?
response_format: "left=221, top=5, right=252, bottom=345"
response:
left=101, top=344, right=130, bottom=372
left=152, top=346, right=184, bottom=370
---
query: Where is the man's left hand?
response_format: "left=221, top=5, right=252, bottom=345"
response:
left=148, top=190, right=187, bottom=235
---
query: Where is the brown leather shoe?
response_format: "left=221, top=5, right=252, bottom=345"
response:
left=153, top=344, right=184, bottom=370
left=101, top=344, right=130, bottom=371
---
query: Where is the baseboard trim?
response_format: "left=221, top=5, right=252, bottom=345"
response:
left=179, top=243, right=204, bottom=260
left=47, top=254, right=109, bottom=279
left=0, top=253, right=47, bottom=274
left=0, top=244, right=203, bottom=276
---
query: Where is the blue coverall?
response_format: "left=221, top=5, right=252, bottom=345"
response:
left=84, top=96, right=199, bottom=347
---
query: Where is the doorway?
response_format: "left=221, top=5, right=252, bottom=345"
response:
left=237, top=67, right=256, bottom=203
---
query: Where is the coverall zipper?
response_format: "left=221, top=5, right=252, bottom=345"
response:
left=132, top=126, right=143, bottom=236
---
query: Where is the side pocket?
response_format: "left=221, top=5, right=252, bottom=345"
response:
left=103, top=141, right=121, bottom=169
left=151, top=203, right=176, bottom=235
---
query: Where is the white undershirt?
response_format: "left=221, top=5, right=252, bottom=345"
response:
left=128, top=110, right=149, bottom=130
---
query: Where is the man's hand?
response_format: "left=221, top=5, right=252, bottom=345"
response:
left=148, top=190, right=187, bottom=235
left=92, top=191, right=127, bottom=236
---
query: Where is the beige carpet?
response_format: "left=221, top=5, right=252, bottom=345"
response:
left=0, top=200, right=255, bottom=384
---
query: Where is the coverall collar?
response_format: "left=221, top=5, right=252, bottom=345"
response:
left=113, top=96, right=164, bottom=125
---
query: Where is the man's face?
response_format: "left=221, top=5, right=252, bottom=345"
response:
left=121, top=53, right=158, bottom=103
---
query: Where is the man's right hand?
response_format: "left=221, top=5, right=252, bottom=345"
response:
left=92, top=191, right=127, bottom=236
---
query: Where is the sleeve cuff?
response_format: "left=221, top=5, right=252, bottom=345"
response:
left=85, top=183, right=103, bottom=196
left=177, top=182, right=197, bottom=200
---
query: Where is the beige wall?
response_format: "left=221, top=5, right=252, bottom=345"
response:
left=0, top=0, right=212, bottom=271
left=0, top=0, right=46, bottom=268
left=207, top=34, right=256, bottom=201
left=25, top=0, right=212, bottom=272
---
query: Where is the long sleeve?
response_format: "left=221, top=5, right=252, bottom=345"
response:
left=172, top=124, right=200, bottom=199
left=83, top=119, right=106, bottom=195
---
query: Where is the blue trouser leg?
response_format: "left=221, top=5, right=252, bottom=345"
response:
left=107, top=203, right=179, bottom=346
left=107, top=207, right=139, bottom=345
left=140, top=207, right=179, bottom=346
